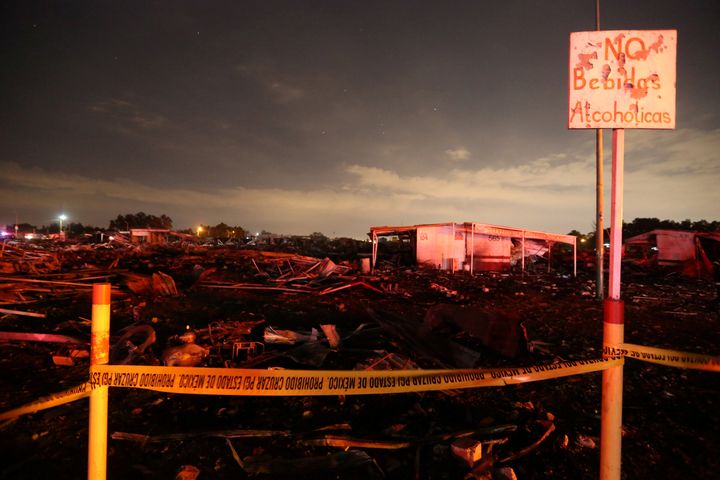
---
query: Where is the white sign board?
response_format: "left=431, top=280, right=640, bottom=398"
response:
left=568, top=30, right=677, bottom=129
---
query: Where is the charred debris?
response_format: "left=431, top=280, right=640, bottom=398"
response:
left=0, top=235, right=718, bottom=479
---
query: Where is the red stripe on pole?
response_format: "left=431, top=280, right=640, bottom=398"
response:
left=92, top=284, right=111, bottom=305
left=604, top=299, right=624, bottom=325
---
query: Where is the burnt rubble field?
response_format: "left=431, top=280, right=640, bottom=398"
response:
left=0, top=241, right=718, bottom=480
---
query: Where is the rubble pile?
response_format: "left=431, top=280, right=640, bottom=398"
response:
left=0, top=238, right=718, bottom=479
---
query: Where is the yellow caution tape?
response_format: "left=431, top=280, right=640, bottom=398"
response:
left=604, top=343, right=720, bottom=371
left=5, top=342, right=715, bottom=420
left=0, top=383, right=90, bottom=421
left=88, top=358, right=622, bottom=397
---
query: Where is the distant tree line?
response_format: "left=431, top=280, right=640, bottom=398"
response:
left=571, top=217, right=720, bottom=250
left=6, top=214, right=716, bottom=243
left=109, top=212, right=173, bottom=230
left=194, top=222, right=247, bottom=239
left=621, top=217, right=720, bottom=238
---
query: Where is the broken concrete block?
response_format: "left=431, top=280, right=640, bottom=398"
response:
left=451, top=437, right=482, bottom=467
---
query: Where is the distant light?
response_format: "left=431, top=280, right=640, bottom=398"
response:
left=25, top=233, right=35, bottom=240
left=58, top=214, right=68, bottom=233
left=580, top=238, right=587, bottom=243
left=604, top=243, right=610, bottom=248
left=0, top=231, right=7, bottom=237
left=108, top=236, right=115, bottom=241
left=256, top=232, right=259, bottom=236
left=651, top=246, right=658, bottom=251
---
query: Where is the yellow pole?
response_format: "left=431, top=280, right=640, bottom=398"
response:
left=88, top=283, right=111, bottom=480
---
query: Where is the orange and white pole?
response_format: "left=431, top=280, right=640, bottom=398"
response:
left=88, top=283, right=111, bottom=480
left=600, top=129, right=625, bottom=480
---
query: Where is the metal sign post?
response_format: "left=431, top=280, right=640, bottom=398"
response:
left=568, top=29, right=676, bottom=480
left=595, top=0, right=605, bottom=301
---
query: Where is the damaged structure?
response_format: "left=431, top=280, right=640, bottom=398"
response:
left=623, top=229, right=720, bottom=277
left=128, top=229, right=195, bottom=245
left=129, top=228, right=171, bottom=245
left=369, top=222, right=577, bottom=275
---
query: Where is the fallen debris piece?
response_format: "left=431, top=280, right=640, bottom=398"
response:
left=0, top=276, right=100, bottom=287
left=52, top=349, right=89, bottom=366
left=320, top=324, right=341, bottom=349
left=430, top=282, right=458, bottom=297
left=465, top=456, right=495, bottom=480
left=175, top=465, right=200, bottom=480
left=226, top=438, right=244, bottom=469
left=318, top=281, right=384, bottom=296
left=285, top=341, right=331, bottom=367
left=527, top=340, right=554, bottom=355
left=302, top=435, right=411, bottom=449
left=263, top=326, right=318, bottom=345
left=0, top=308, right=46, bottom=318
left=424, top=304, right=528, bottom=358
left=51, top=356, right=74, bottom=366
left=314, top=257, right=339, bottom=278
left=499, top=422, right=556, bottom=463
left=111, top=325, right=157, bottom=365
left=513, top=401, right=534, bottom=411
left=357, top=351, right=420, bottom=371
left=0, top=244, right=61, bottom=274
left=575, top=434, right=597, bottom=449
left=112, top=429, right=291, bottom=443
left=0, top=332, right=84, bottom=344
left=161, top=343, right=208, bottom=366
left=152, top=272, right=179, bottom=296
left=367, top=306, right=481, bottom=368
left=122, top=273, right=153, bottom=295
left=494, top=466, right=518, bottom=480
left=201, top=282, right=314, bottom=294
left=238, top=450, right=380, bottom=476
left=232, top=341, right=264, bottom=362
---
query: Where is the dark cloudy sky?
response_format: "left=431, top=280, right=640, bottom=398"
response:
left=1, top=1, right=718, bottom=238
